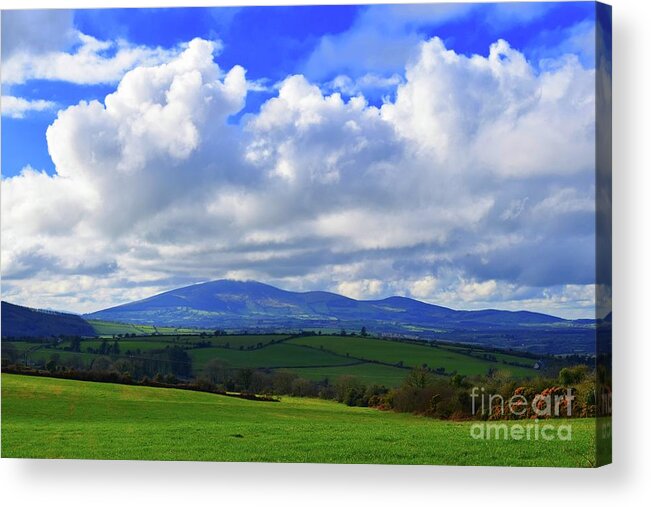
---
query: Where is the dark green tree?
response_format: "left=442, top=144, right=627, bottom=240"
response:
left=237, top=368, right=255, bottom=392
left=69, top=336, right=82, bottom=352
left=404, top=367, right=433, bottom=389
left=167, top=346, right=191, bottom=377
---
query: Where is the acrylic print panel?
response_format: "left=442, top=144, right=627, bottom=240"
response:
left=0, top=2, right=612, bottom=467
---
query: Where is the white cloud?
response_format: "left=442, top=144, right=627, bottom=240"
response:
left=528, top=19, right=597, bottom=68
left=500, top=198, right=529, bottom=221
left=1, top=36, right=597, bottom=318
left=2, top=38, right=249, bottom=299
left=327, top=73, right=403, bottom=97
left=409, top=276, right=439, bottom=300
left=245, top=74, right=400, bottom=189
left=337, top=279, right=383, bottom=300
left=303, top=4, right=474, bottom=81
left=301, top=1, right=559, bottom=84
left=1, top=10, right=74, bottom=60
left=1, top=96, right=57, bottom=119
left=381, top=38, right=595, bottom=177
left=2, top=31, right=186, bottom=85
left=459, top=279, right=498, bottom=301
left=429, top=279, right=596, bottom=319
left=531, top=187, right=595, bottom=216
left=488, top=3, right=554, bottom=26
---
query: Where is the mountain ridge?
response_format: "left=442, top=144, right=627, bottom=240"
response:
left=85, top=278, right=581, bottom=331
left=1, top=280, right=597, bottom=353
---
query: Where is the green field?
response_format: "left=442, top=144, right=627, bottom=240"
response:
left=6, top=341, right=43, bottom=354
left=1, top=374, right=597, bottom=466
left=181, top=334, right=290, bottom=347
left=278, top=363, right=410, bottom=386
left=288, top=335, right=536, bottom=378
left=438, top=343, right=538, bottom=367
left=66, top=333, right=290, bottom=351
left=79, top=339, right=173, bottom=353
left=88, top=320, right=210, bottom=337
left=17, top=348, right=97, bottom=368
left=6, top=331, right=538, bottom=387
left=189, top=342, right=355, bottom=372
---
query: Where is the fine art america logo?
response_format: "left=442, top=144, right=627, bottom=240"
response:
left=469, top=387, right=574, bottom=441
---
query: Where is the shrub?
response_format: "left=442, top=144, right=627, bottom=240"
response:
left=559, top=365, right=590, bottom=385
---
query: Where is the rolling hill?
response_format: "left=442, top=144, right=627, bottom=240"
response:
left=1, top=301, right=96, bottom=338
left=85, top=280, right=596, bottom=353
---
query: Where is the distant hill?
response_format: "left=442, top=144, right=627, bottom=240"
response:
left=1, top=301, right=96, bottom=339
left=86, top=280, right=595, bottom=353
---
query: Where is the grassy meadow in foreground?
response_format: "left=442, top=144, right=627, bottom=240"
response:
left=2, top=374, right=597, bottom=466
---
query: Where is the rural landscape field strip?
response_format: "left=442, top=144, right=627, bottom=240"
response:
left=80, top=339, right=173, bottom=353
left=25, top=349, right=98, bottom=368
left=278, top=363, right=410, bottom=386
left=7, top=330, right=540, bottom=387
left=1, top=374, right=597, bottom=466
left=88, top=320, right=212, bottom=337
left=437, top=343, right=539, bottom=367
left=181, top=334, right=291, bottom=347
left=189, top=342, right=357, bottom=372
left=288, top=335, right=537, bottom=378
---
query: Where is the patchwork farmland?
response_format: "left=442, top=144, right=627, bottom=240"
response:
left=5, top=325, right=540, bottom=388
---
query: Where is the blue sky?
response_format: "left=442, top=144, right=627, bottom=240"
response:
left=1, top=3, right=608, bottom=318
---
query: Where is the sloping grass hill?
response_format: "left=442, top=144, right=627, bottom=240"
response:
left=1, top=374, right=597, bottom=466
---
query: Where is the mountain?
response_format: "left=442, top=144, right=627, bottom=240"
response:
left=87, top=279, right=560, bottom=328
left=1, top=301, right=97, bottom=339
left=85, top=280, right=595, bottom=353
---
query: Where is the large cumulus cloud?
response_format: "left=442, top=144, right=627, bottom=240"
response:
left=1, top=36, right=597, bottom=318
